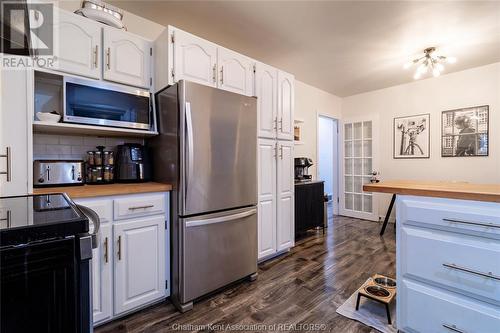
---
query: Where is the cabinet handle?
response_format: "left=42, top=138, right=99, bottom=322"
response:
left=220, top=66, right=224, bottom=85
left=94, top=45, right=98, bottom=68
left=443, top=263, right=500, bottom=281
left=279, top=145, right=283, bottom=159
left=117, top=236, right=122, bottom=260
left=0, top=210, right=11, bottom=227
left=442, top=324, right=467, bottom=333
left=106, top=47, right=111, bottom=70
left=104, top=237, right=109, bottom=263
left=128, top=205, right=154, bottom=210
left=273, top=117, right=278, bottom=130
left=273, top=143, right=278, bottom=158
left=212, top=64, right=216, bottom=83
left=443, top=218, right=500, bottom=229
left=279, top=118, right=283, bottom=131
left=0, top=147, right=12, bottom=182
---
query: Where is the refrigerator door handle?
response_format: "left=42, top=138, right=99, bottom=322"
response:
left=185, top=102, right=194, bottom=196
left=185, top=208, right=257, bottom=228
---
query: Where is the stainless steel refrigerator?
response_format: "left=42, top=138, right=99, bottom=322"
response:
left=149, top=80, right=258, bottom=312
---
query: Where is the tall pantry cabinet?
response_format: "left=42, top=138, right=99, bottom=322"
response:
left=256, top=63, right=295, bottom=260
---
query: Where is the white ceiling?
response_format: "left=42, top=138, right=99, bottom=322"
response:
left=111, top=1, right=500, bottom=97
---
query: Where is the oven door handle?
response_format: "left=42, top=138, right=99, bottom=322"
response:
left=77, top=205, right=101, bottom=249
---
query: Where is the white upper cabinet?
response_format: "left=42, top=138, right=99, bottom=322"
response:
left=103, top=27, right=152, bottom=88
left=217, top=48, right=254, bottom=96
left=172, top=28, right=217, bottom=87
left=255, top=63, right=278, bottom=139
left=49, top=10, right=101, bottom=79
left=277, top=71, right=295, bottom=141
left=0, top=69, right=29, bottom=197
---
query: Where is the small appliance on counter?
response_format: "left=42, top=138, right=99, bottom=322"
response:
left=295, top=157, right=313, bottom=182
left=115, top=143, right=151, bottom=182
left=33, top=160, right=84, bottom=187
left=86, top=146, right=115, bottom=184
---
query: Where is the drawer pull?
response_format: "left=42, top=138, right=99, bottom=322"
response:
left=443, top=324, right=467, bottom=333
left=128, top=205, right=154, bottom=210
left=443, top=263, right=500, bottom=281
left=443, top=218, right=500, bottom=229
left=0, top=210, right=11, bottom=227
left=117, top=236, right=122, bottom=260
left=104, top=237, right=109, bottom=263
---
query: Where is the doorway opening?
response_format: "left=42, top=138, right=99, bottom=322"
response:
left=317, top=115, right=340, bottom=217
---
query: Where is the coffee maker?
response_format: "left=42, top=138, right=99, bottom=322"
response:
left=295, top=157, right=313, bottom=182
left=115, top=143, right=151, bottom=182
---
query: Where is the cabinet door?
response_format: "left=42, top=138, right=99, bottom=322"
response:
left=277, top=141, right=294, bottom=251
left=0, top=69, right=29, bottom=196
left=92, top=224, right=112, bottom=324
left=103, top=27, right=152, bottom=88
left=47, top=10, right=101, bottom=79
left=172, top=28, right=217, bottom=87
left=258, top=139, right=277, bottom=259
left=277, top=71, right=295, bottom=141
left=217, top=48, right=254, bottom=96
left=255, top=63, right=278, bottom=139
left=114, top=215, right=165, bottom=315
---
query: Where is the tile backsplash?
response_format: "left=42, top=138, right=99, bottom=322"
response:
left=33, top=133, right=143, bottom=160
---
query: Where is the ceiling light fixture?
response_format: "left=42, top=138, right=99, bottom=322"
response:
left=404, top=47, right=456, bottom=80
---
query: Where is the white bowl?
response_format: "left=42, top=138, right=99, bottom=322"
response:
left=37, top=112, right=61, bottom=123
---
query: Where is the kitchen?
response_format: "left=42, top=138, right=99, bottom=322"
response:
left=0, top=1, right=499, bottom=333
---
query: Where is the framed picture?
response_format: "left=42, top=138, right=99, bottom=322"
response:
left=393, top=114, right=430, bottom=159
left=441, top=105, right=489, bottom=157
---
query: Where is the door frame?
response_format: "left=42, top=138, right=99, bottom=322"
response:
left=339, top=114, right=380, bottom=221
left=316, top=112, right=341, bottom=215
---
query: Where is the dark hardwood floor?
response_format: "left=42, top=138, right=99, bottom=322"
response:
left=96, top=211, right=395, bottom=333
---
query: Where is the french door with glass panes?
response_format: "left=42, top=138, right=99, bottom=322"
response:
left=340, top=117, right=379, bottom=221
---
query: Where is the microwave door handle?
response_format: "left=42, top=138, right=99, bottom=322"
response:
left=185, top=102, right=194, bottom=196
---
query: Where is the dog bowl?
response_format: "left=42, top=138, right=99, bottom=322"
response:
left=374, top=277, right=396, bottom=288
left=365, top=285, right=390, bottom=298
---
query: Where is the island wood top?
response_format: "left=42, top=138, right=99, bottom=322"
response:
left=32, top=182, right=172, bottom=199
left=363, top=180, right=500, bottom=203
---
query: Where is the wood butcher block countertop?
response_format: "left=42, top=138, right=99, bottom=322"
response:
left=363, top=180, right=500, bottom=203
left=32, top=182, right=172, bottom=199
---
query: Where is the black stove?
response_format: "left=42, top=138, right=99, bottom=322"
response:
left=0, top=194, right=92, bottom=333
left=0, top=194, right=88, bottom=248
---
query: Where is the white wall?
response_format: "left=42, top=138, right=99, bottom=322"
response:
left=342, top=62, right=500, bottom=219
left=294, top=80, right=342, bottom=178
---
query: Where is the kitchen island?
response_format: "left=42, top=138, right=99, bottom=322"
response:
left=364, top=180, right=500, bottom=333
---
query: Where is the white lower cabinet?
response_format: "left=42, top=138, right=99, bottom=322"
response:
left=92, top=224, right=112, bottom=323
left=396, top=195, right=500, bottom=333
left=258, top=139, right=294, bottom=260
left=113, top=215, right=165, bottom=315
left=75, top=192, right=168, bottom=326
left=276, top=141, right=294, bottom=252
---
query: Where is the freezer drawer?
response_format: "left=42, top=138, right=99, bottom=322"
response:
left=179, top=207, right=257, bottom=303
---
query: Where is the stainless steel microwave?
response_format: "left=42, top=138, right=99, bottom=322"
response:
left=63, top=76, right=152, bottom=130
